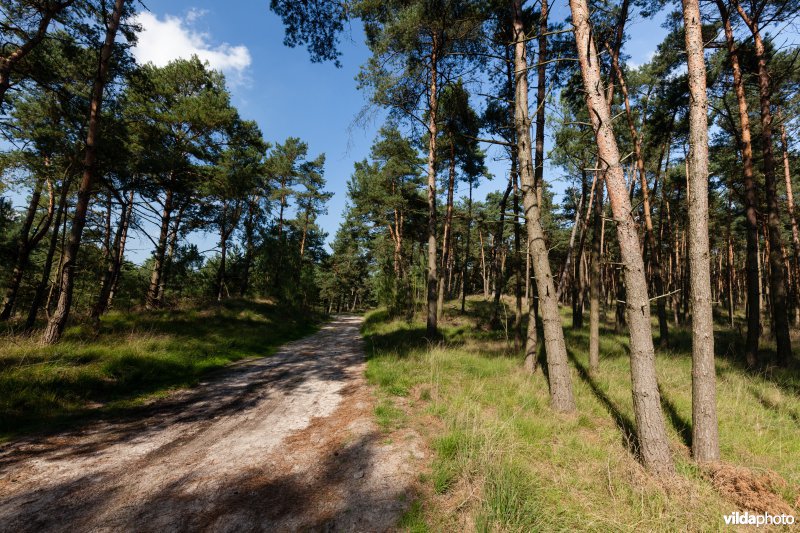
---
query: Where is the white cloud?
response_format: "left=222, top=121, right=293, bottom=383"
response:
left=132, top=10, right=251, bottom=84
left=626, top=50, right=657, bottom=70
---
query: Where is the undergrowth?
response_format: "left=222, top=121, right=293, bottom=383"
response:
left=366, top=298, right=800, bottom=532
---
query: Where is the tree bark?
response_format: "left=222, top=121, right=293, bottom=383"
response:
left=717, top=0, right=761, bottom=366
left=780, top=122, right=800, bottom=320
left=570, top=0, right=674, bottom=474
left=25, top=176, right=71, bottom=330
left=608, top=52, right=669, bottom=346
left=40, top=0, right=125, bottom=345
left=513, top=173, right=523, bottom=350
left=240, top=195, right=258, bottom=296
left=107, top=191, right=133, bottom=310
left=491, top=174, right=513, bottom=326
left=425, top=30, right=440, bottom=337
left=479, top=228, right=488, bottom=299
left=513, top=0, right=575, bottom=412
left=461, top=180, right=473, bottom=313
left=146, top=187, right=173, bottom=309
left=733, top=1, right=792, bottom=366
left=682, top=0, right=720, bottom=462
left=91, top=190, right=133, bottom=319
left=525, top=0, right=551, bottom=370
left=589, top=174, right=604, bottom=374
left=438, top=140, right=457, bottom=320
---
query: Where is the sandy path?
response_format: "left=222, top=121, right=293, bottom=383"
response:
left=0, top=315, right=423, bottom=532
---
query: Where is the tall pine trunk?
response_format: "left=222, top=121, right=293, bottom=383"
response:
left=589, top=174, right=603, bottom=374
left=513, top=0, right=575, bottom=412
left=683, top=0, right=720, bottom=462
left=513, top=173, right=523, bottom=350
left=781, top=122, right=800, bottom=322
left=525, top=0, right=551, bottom=370
left=146, top=187, right=173, bottom=309
left=25, top=176, right=71, bottom=330
left=734, top=1, right=792, bottom=365
left=41, top=0, right=125, bottom=345
left=491, top=175, right=513, bottom=325
left=91, top=191, right=133, bottom=319
left=609, top=54, right=669, bottom=346
left=425, top=31, right=440, bottom=337
left=240, top=195, right=257, bottom=296
left=461, top=180, right=473, bottom=313
left=717, top=0, right=761, bottom=366
left=438, top=140, right=456, bottom=320
left=570, top=0, right=674, bottom=473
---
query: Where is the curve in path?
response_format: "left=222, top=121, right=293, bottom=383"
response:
left=0, top=315, right=424, bottom=532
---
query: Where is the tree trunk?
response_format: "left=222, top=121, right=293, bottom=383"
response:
left=1, top=177, right=51, bottom=320
left=91, top=191, right=133, bottom=319
left=216, top=204, right=229, bottom=301
left=157, top=203, right=185, bottom=302
left=299, top=208, right=310, bottom=258
left=589, top=174, right=604, bottom=374
left=727, top=221, right=736, bottom=328
left=608, top=53, right=669, bottom=346
left=425, top=31, right=440, bottom=337
left=107, top=191, right=134, bottom=310
left=717, top=3, right=762, bottom=366
left=556, top=175, right=586, bottom=302
left=40, top=0, right=125, bottom=345
left=780, top=122, right=800, bottom=321
left=683, top=0, right=720, bottom=462
left=513, top=0, right=575, bottom=412
left=513, top=173, right=523, bottom=350
left=491, top=174, right=514, bottom=325
left=570, top=0, right=674, bottom=474
left=461, top=180, right=473, bottom=313
left=46, top=195, right=70, bottom=316
left=25, top=176, right=71, bottom=330
left=438, top=140, right=456, bottom=320
left=525, top=0, right=551, bottom=371
left=733, top=2, right=792, bottom=365
left=240, top=195, right=257, bottom=296
left=146, top=188, right=173, bottom=309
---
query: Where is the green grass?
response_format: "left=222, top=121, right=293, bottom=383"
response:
left=364, top=298, right=800, bottom=532
left=0, top=299, right=320, bottom=440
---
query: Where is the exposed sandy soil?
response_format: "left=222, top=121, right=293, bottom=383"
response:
left=0, top=315, right=424, bottom=532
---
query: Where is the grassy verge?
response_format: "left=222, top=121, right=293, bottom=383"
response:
left=363, top=300, right=800, bottom=531
left=0, top=299, right=320, bottom=440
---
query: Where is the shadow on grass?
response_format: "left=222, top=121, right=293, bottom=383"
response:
left=363, top=323, right=470, bottom=361
left=666, top=326, right=800, bottom=399
left=657, top=385, right=692, bottom=449
left=749, top=386, right=800, bottom=425
left=566, top=348, right=640, bottom=459
left=0, top=299, right=322, bottom=440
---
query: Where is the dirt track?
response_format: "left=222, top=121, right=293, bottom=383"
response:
left=0, top=315, right=423, bottom=532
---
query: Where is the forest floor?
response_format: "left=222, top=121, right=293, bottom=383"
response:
left=364, top=298, right=800, bottom=531
left=0, top=313, right=424, bottom=531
